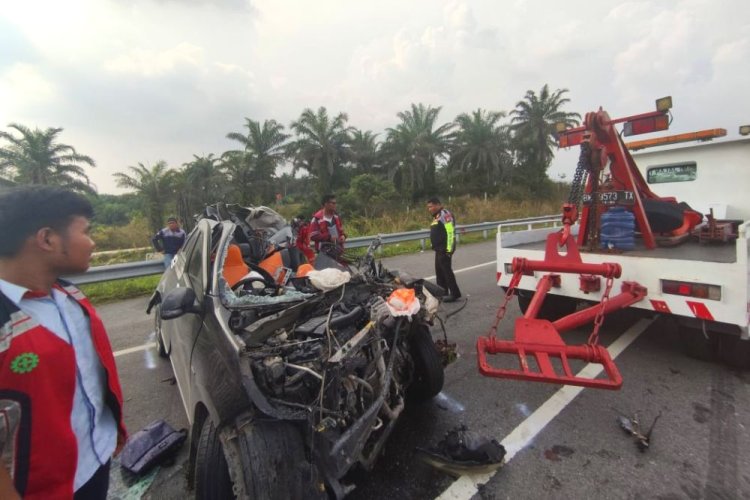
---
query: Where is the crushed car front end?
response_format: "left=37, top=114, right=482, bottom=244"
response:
left=190, top=204, right=445, bottom=498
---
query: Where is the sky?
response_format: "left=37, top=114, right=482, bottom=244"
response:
left=1, top=0, right=749, bottom=194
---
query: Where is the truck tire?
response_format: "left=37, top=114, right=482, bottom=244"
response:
left=716, top=334, right=750, bottom=369
left=154, top=303, right=168, bottom=358
left=195, top=418, right=234, bottom=500
left=679, top=326, right=717, bottom=362
left=408, top=326, right=444, bottom=401
left=516, top=291, right=577, bottom=321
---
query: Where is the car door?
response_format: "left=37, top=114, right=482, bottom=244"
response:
left=166, top=220, right=212, bottom=420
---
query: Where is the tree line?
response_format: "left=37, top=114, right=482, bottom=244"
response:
left=0, top=84, right=580, bottom=233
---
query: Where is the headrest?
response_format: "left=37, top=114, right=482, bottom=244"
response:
left=225, top=244, right=245, bottom=266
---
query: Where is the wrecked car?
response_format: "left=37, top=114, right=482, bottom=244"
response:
left=147, top=203, right=446, bottom=499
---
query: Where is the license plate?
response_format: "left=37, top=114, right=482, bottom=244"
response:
left=582, top=190, right=635, bottom=206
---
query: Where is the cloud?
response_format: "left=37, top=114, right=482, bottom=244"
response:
left=2, top=0, right=748, bottom=192
left=103, top=43, right=205, bottom=77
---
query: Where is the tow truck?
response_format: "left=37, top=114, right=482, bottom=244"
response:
left=477, top=98, right=750, bottom=389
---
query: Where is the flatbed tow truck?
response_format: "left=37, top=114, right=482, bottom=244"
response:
left=477, top=98, right=750, bottom=388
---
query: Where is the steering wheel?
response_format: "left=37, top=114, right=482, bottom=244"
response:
left=231, top=269, right=278, bottom=295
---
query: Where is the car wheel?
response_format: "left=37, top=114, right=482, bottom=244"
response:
left=195, top=418, right=234, bottom=500
left=233, top=421, right=318, bottom=499
left=408, top=325, right=444, bottom=401
left=517, top=291, right=577, bottom=321
left=154, top=303, right=168, bottom=358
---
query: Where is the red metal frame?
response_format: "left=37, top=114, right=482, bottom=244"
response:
left=557, top=107, right=701, bottom=250
left=476, top=232, right=647, bottom=390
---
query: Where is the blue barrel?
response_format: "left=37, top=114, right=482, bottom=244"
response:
left=600, top=207, right=635, bottom=251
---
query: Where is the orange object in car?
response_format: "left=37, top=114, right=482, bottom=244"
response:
left=259, top=251, right=284, bottom=281
left=386, top=288, right=420, bottom=316
left=296, top=263, right=313, bottom=278
left=223, top=244, right=249, bottom=288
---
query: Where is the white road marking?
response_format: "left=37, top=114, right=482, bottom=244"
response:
left=114, top=342, right=156, bottom=357
left=435, top=317, right=654, bottom=500
left=425, top=259, right=496, bottom=280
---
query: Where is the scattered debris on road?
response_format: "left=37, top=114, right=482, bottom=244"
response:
left=417, top=424, right=506, bottom=477
left=616, top=410, right=661, bottom=451
left=544, top=444, right=575, bottom=461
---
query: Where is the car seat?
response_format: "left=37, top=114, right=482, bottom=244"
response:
left=223, top=244, right=249, bottom=288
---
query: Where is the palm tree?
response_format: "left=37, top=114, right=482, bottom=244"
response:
left=510, top=85, right=581, bottom=184
left=220, top=151, right=254, bottom=206
left=226, top=118, right=289, bottom=204
left=448, top=109, right=512, bottom=195
left=383, top=103, right=453, bottom=200
left=288, top=107, right=352, bottom=197
left=113, top=161, right=175, bottom=233
left=178, top=154, right=227, bottom=221
left=348, top=129, right=382, bottom=176
left=0, top=123, right=96, bottom=193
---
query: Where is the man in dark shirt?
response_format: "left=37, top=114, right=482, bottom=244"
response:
left=427, top=197, right=461, bottom=302
left=151, top=217, right=186, bottom=269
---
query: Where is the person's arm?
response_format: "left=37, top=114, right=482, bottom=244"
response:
left=0, top=465, right=20, bottom=500
left=151, top=230, right=164, bottom=252
left=337, top=216, right=346, bottom=241
left=309, top=218, right=327, bottom=243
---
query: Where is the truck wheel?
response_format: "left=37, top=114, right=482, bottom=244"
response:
left=195, top=418, right=234, bottom=500
left=716, top=334, right=750, bottom=369
left=517, top=291, right=577, bottom=321
left=154, top=303, right=168, bottom=358
left=408, top=326, right=444, bottom=401
left=679, top=326, right=717, bottom=362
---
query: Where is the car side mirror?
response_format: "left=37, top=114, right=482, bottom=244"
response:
left=160, top=287, right=202, bottom=319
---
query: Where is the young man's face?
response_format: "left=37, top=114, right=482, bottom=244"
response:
left=324, top=199, right=337, bottom=212
left=426, top=202, right=441, bottom=215
left=167, top=220, right=179, bottom=231
left=53, top=216, right=96, bottom=274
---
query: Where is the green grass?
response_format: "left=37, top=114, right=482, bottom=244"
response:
left=80, top=274, right=161, bottom=305
left=90, top=248, right=154, bottom=266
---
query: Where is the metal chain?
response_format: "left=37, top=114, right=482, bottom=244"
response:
left=567, top=141, right=592, bottom=207
left=588, top=275, right=614, bottom=345
left=487, top=270, right=523, bottom=340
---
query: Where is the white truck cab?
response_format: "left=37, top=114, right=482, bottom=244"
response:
left=496, top=136, right=750, bottom=366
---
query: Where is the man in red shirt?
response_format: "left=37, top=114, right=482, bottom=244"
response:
left=0, top=186, right=127, bottom=500
left=310, top=194, right=347, bottom=258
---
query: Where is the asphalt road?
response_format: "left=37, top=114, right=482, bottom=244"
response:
left=100, top=240, right=750, bottom=499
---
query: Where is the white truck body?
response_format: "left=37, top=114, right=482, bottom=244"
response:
left=496, top=137, right=750, bottom=337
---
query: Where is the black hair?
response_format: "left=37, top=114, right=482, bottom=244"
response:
left=427, top=197, right=442, bottom=205
left=321, top=194, right=336, bottom=205
left=0, top=186, right=94, bottom=257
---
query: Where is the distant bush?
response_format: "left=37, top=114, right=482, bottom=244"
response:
left=91, top=215, right=151, bottom=251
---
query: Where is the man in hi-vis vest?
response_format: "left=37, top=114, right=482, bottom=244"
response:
left=427, top=197, right=462, bottom=302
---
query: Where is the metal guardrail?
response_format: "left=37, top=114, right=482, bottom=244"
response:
left=65, top=214, right=558, bottom=285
